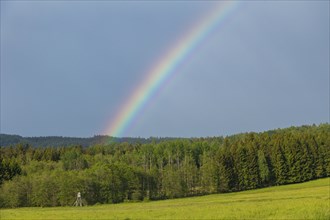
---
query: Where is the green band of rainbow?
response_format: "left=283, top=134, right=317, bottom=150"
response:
left=105, top=2, right=238, bottom=137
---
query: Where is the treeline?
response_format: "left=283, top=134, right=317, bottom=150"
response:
left=0, top=134, right=179, bottom=147
left=0, top=124, right=329, bottom=208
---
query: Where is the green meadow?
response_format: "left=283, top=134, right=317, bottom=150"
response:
left=1, top=178, right=329, bottom=220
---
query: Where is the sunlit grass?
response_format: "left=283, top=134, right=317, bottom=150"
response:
left=1, top=178, right=329, bottom=219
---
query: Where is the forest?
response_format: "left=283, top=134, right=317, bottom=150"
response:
left=0, top=124, right=329, bottom=208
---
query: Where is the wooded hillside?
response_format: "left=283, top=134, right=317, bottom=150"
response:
left=0, top=124, right=329, bottom=208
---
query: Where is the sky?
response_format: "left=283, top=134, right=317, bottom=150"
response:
left=1, top=1, right=329, bottom=138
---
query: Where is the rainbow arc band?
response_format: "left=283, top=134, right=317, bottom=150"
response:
left=105, top=1, right=238, bottom=138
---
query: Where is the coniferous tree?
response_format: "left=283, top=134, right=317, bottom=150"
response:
left=246, top=143, right=259, bottom=189
left=257, top=150, right=270, bottom=186
left=235, top=145, right=250, bottom=190
left=273, top=138, right=288, bottom=185
left=216, top=147, right=236, bottom=192
left=300, top=136, right=314, bottom=181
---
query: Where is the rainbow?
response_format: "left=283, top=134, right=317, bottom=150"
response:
left=104, top=1, right=238, bottom=137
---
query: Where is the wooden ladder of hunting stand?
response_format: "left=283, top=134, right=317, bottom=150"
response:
left=73, top=192, right=83, bottom=206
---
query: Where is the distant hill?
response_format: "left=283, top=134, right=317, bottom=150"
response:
left=0, top=134, right=178, bottom=147
left=1, top=123, right=328, bottom=147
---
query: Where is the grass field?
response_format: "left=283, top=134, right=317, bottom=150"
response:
left=1, top=178, right=329, bottom=220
